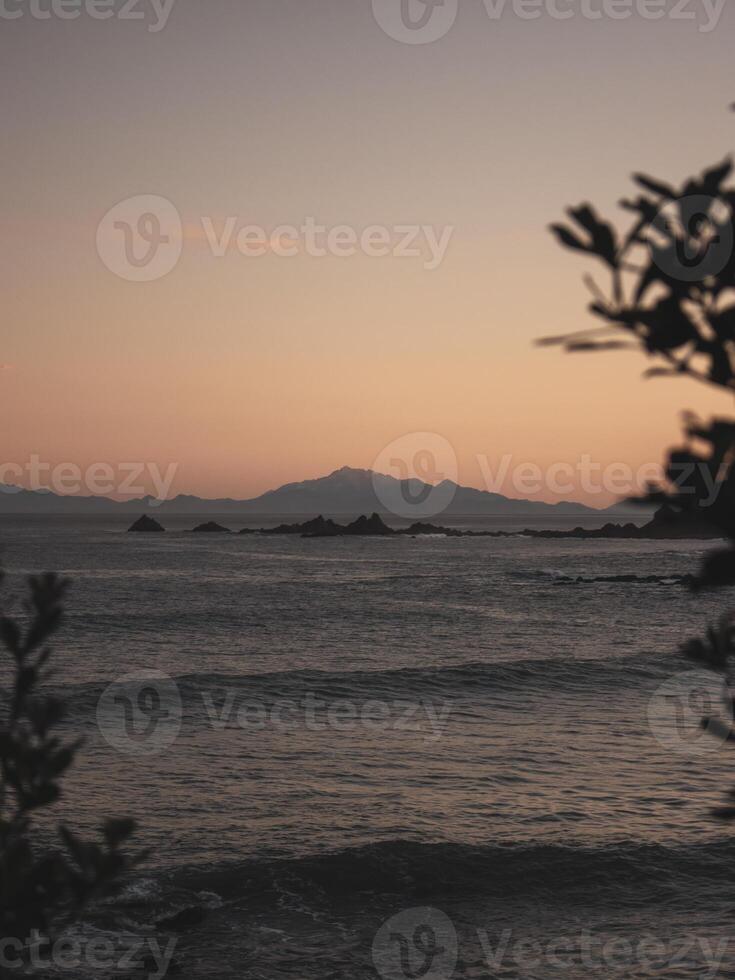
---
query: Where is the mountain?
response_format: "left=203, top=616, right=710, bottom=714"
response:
left=0, top=467, right=644, bottom=518
left=243, top=467, right=603, bottom=517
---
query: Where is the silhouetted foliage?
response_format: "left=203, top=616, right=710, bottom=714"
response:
left=0, top=573, right=137, bottom=949
left=547, top=117, right=735, bottom=816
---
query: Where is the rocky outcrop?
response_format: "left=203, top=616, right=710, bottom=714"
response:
left=518, top=506, right=722, bottom=541
left=127, top=515, right=165, bottom=533
left=192, top=522, right=231, bottom=533
left=341, top=513, right=395, bottom=536
left=403, top=522, right=463, bottom=536
left=262, top=515, right=342, bottom=536
left=224, top=505, right=723, bottom=541
left=262, top=512, right=396, bottom=537
left=637, top=504, right=721, bottom=539
left=518, top=522, right=642, bottom=540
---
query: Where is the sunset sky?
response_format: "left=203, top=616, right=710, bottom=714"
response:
left=2, top=0, right=734, bottom=505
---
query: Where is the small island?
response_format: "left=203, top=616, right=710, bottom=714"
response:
left=245, top=505, right=722, bottom=541
left=125, top=505, right=724, bottom=541
left=127, top=515, right=165, bottom=533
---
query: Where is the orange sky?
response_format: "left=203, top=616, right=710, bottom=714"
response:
left=2, top=1, right=734, bottom=506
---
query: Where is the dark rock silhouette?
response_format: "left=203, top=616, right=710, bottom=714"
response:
left=127, top=515, right=165, bottom=533
left=404, top=522, right=463, bottom=537
left=248, top=513, right=397, bottom=537
left=342, top=513, right=395, bottom=536
left=520, top=506, right=721, bottom=541
left=262, top=512, right=396, bottom=537
left=262, top=515, right=342, bottom=536
left=638, top=503, right=721, bottom=539
left=519, top=522, right=641, bottom=540
left=227, top=505, right=720, bottom=541
left=192, top=521, right=231, bottom=533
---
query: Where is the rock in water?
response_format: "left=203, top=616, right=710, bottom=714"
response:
left=296, top=515, right=342, bottom=536
left=128, top=515, right=165, bottom=533
left=342, top=513, right=395, bottom=535
left=403, top=522, right=462, bottom=536
left=192, top=521, right=231, bottom=533
left=264, top=515, right=343, bottom=536
left=640, top=503, right=720, bottom=539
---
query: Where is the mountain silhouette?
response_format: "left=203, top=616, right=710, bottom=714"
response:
left=0, top=466, right=639, bottom=518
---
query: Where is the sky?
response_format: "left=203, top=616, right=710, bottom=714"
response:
left=2, top=0, right=735, bottom=505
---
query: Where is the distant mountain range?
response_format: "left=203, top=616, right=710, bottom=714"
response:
left=0, top=466, right=646, bottom=519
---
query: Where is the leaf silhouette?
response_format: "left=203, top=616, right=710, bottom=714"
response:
left=633, top=173, right=677, bottom=199
left=549, top=223, right=589, bottom=253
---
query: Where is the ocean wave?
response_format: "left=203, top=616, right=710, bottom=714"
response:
left=60, top=650, right=674, bottom=717
left=161, top=837, right=735, bottom=908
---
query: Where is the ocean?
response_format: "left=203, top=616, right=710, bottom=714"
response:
left=2, top=514, right=735, bottom=979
